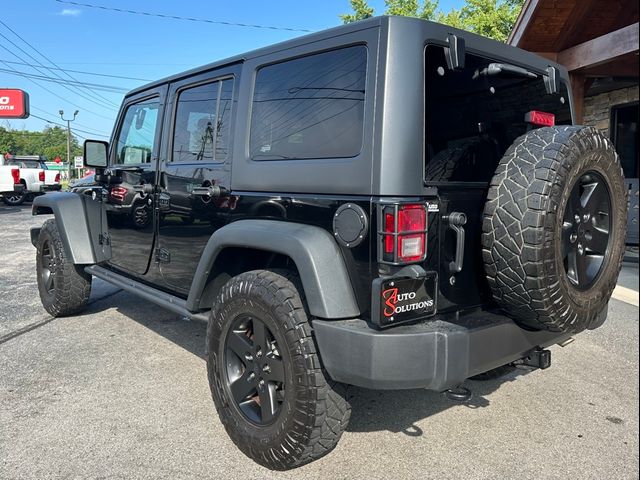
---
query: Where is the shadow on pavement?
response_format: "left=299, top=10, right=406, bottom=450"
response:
left=86, top=291, right=532, bottom=437
left=0, top=203, right=34, bottom=214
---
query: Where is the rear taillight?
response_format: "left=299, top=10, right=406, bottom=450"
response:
left=38, top=170, right=45, bottom=182
left=380, top=203, right=427, bottom=264
left=110, top=186, right=128, bottom=202
left=54, top=173, right=60, bottom=183
left=11, top=168, right=20, bottom=184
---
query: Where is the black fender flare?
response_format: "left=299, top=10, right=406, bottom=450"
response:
left=31, top=192, right=110, bottom=264
left=186, top=220, right=360, bottom=319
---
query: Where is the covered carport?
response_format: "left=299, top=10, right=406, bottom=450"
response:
left=508, top=0, right=639, bottom=244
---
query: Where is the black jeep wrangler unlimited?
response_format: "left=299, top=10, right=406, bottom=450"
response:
left=31, top=16, right=628, bottom=470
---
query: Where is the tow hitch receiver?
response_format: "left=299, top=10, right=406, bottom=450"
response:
left=515, top=348, right=551, bottom=370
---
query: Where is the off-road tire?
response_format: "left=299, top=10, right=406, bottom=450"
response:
left=36, top=219, right=92, bottom=316
left=482, top=126, right=627, bottom=333
left=206, top=270, right=351, bottom=470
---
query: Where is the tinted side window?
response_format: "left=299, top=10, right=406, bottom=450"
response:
left=171, top=78, right=233, bottom=163
left=250, top=46, right=367, bottom=160
left=114, top=98, right=160, bottom=165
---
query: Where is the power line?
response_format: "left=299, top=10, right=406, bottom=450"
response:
left=29, top=106, right=111, bottom=135
left=0, top=18, right=120, bottom=108
left=0, top=58, right=117, bottom=121
left=0, top=59, right=152, bottom=82
left=0, top=41, right=118, bottom=111
left=29, top=114, right=109, bottom=139
left=55, top=0, right=314, bottom=33
left=0, top=67, right=128, bottom=93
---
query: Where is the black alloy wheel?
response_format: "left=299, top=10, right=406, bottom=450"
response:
left=207, top=270, right=351, bottom=469
left=35, top=219, right=91, bottom=317
left=39, top=238, right=56, bottom=296
left=562, top=171, right=612, bottom=290
left=3, top=191, right=26, bottom=205
left=224, top=314, right=285, bottom=425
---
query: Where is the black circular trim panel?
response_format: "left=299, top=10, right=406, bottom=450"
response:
left=332, top=203, right=368, bottom=248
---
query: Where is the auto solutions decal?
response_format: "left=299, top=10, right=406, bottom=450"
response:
left=376, top=273, right=437, bottom=327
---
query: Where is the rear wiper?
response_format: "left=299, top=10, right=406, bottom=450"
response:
left=473, top=63, right=538, bottom=80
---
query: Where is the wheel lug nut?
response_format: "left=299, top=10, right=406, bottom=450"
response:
left=248, top=372, right=256, bottom=381
left=256, top=349, right=262, bottom=358
left=245, top=353, right=253, bottom=361
left=570, top=233, right=578, bottom=243
left=578, top=243, right=584, bottom=255
left=258, top=379, right=265, bottom=389
left=262, top=364, right=271, bottom=373
left=583, top=213, right=590, bottom=222
left=574, top=214, right=581, bottom=224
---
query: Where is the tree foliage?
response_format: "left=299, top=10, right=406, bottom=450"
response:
left=0, top=125, right=81, bottom=161
left=340, top=0, right=525, bottom=42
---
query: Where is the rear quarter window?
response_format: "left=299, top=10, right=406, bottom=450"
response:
left=250, top=45, right=367, bottom=160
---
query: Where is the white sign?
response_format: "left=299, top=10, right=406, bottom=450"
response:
left=74, top=156, right=84, bottom=168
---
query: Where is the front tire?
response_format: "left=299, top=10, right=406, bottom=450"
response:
left=206, top=270, right=350, bottom=470
left=36, top=219, right=92, bottom=317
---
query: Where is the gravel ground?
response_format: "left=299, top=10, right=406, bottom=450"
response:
left=0, top=200, right=638, bottom=480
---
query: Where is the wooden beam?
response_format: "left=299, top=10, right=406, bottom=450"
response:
left=533, top=52, right=558, bottom=62
left=558, top=23, right=639, bottom=71
left=570, top=74, right=586, bottom=124
left=508, top=0, right=539, bottom=46
left=554, top=0, right=598, bottom=51
left=583, top=60, right=640, bottom=78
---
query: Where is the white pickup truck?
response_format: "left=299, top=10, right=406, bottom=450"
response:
left=1, top=155, right=61, bottom=205
left=0, top=165, right=25, bottom=202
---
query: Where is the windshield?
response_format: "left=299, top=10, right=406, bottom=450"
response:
left=424, top=45, right=571, bottom=184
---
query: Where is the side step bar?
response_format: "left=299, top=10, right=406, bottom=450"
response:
left=85, top=265, right=209, bottom=322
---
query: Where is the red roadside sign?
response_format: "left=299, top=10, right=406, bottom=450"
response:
left=0, top=89, right=30, bottom=119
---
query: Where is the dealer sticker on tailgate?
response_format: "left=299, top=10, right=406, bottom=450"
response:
left=377, top=273, right=437, bottom=327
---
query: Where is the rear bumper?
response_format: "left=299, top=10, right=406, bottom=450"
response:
left=41, top=183, right=62, bottom=192
left=0, top=184, right=25, bottom=195
left=312, top=311, right=570, bottom=391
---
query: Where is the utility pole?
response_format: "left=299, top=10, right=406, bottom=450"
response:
left=59, top=110, right=79, bottom=181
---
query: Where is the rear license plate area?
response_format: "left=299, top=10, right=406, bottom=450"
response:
left=375, top=272, right=437, bottom=327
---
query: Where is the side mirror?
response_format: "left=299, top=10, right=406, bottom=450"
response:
left=84, top=140, right=109, bottom=168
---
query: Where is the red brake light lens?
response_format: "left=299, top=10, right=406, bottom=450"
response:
left=11, top=168, right=20, bottom=184
left=54, top=173, right=60, bottom=183
left=39, top=170, right=45, bottom=182
left=525, top=110, right=555, bottom=127
left=110, top=186, right=128, bottom=202
left=384, top=212, right=395, bottom=253
left=380, top=204, right=427, bottom=264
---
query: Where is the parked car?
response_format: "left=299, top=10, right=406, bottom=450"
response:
left=0, top=165, right=24, bottom=201
left=1, top=155, right=61, bottom=205
left=69, top=172, right=152, bottom=229
left=31, top=16, right=628, bottom=470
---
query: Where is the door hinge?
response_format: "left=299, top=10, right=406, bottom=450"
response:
left=155, top=247, right=170, bottom=264
left=98, top=233, right=111, bottom=246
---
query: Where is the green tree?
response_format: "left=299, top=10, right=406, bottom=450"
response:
left=340, top=0, right=524, bottom=42
left=0, top=125, right=81, bottom=161
left=340, top=0, right=375, bottom=23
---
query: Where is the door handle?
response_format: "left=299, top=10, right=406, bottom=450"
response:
left=444, top=212, right=467, bottom=273
left=191, top=185, right=228, bottom=199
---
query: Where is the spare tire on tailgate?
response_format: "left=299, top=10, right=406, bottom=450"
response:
left=482, top=126, right=627, bottom=333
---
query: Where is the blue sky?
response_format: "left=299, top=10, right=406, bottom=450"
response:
left=1, top=0, right=463, bottom=140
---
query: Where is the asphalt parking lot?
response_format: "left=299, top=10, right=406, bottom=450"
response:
left=1, top=200, right=638, bottom=480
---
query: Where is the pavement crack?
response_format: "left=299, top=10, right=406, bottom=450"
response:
left=0, top=316, right=57, bottom=345
left=0, top=289, right=124, bottom=346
